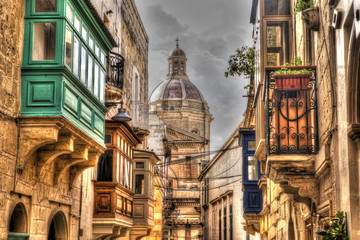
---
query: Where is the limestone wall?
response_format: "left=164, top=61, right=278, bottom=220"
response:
left=202, top=134, right=249, bottom=240
left=0, top=0, right=24, bottom=237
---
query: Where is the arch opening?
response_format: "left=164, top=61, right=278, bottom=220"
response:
left=48, top=211, right=68, bottom=240
left=9, top=203, right=27, bottom=233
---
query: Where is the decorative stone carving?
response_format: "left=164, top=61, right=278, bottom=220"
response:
left=18, top=116, right=105, bottom=188
left=242, top=213, right=261, bottom=235
left=348, top=123, right=360, bottom=141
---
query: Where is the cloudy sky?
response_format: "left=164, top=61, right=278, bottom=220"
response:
left=135, top=0, right=253, bottom=153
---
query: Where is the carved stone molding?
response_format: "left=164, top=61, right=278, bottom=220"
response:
left=242, top=213, right=261, bottom=235
left=18, top=117, right=64, bottom=170
left=18, top=116, right=105, bottom=188
left=348, top=123, right=360, bottom=141
left=267, top=154, right=319, bottom=205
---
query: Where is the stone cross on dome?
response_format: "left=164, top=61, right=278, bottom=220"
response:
left=176, top=38, right=179, bottom=48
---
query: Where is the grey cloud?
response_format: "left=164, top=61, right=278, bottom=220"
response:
left=136, top=0, right=253, bottom=152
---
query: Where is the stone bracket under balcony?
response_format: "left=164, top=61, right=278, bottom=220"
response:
left=242, top=213, right=261, bottom=235
left=18, top=116, right=105, bottom=187
left=267, top=154, right=319, bottom=205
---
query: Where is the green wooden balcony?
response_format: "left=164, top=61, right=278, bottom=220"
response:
left=21, top=0, right=117, bottom=145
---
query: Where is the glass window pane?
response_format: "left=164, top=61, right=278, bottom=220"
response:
left=66, top=4, right=73, bottom=23
left=135, top=174, right=144, bottom=194
left=65, top=27, right=72, bottom=67
left=264, top=0, right=290, bottom=15
left=89, top=36, right=94, bottom=50
left=75, top=16, right=80, bottom=32
left=95, top=44, right=100, bottom=57
left=266, top=21, right=289, bottom=66
left=101, top=51, right=105, bottom=65
left=73, top=37, right=80, bottom=76
left=136, top=162, right=145, bottom=168
left=247, top=156, right=259, bottom=180
left=100, top=70, right=105, bottom=102
left=87, top=56, right=93, bottom=91
left=35, top=0, right=57, bottom=12
left=82, top=25, right=87, bottom=40
left=94, top=63, right=99, bottom=97
left=80, top=46, right=87, bottom=83
left=33, top=22, right=56, bottom=60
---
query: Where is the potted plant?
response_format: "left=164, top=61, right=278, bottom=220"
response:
left=273, top=57, right=313, bottom=91
left=294, top=0, right=319, bottom=31
left=316, top=211, right=349, bottom=240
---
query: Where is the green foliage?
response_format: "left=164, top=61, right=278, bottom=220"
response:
left=274, top=57, right=313, bottom=75
left=294, top=0, right=315, bottom=14
left=225, top=46, right=255, bottom=90
left=316, top=211, right=349, bottom=240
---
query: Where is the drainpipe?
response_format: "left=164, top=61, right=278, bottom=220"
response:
left=78, top=173, right=83, bottom=240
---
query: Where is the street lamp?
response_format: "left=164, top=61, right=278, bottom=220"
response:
left=106, top=101, right=132, bottom=122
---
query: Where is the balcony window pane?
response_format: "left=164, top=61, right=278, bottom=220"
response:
left=33, top=22, right=56, bottom=60
left=89, top=35, right=94, bottom=50
left=35, top=0, right=57, bottom=12
left=66, top=4, right=73, bottom=23
left=100, top=70, right=105, bottom=102
left=136, top=162, right=145, bottom=168
left=101, top=51, right=105, bottom=65
left=87, top=56, right=93, bottom=91
left=266, top=21, right=290, bottom=66
left=104, top=134, right=112, bottom=144
left=80, top=46, right=87, bottom=83
left=95, top=44, right=100, bottom=57
left=82, top=25, right=87, bottom=41
left=73, top=37, right=79, bottom=76
left=74, top=16, right=80, bottom=32
left=97, top=150, right=113, bottom=181
left=135, top=175, right=144, bottom=194
left=264, top=0, right=290, bottom=15
left=94, top=63, right=99, bottom=97
left=247, top=156, right=259, bottom=180
left=65, top=27, right=72, bottom=67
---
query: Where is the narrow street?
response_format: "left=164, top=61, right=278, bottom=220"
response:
left=0, top=0, right=358, bottom=240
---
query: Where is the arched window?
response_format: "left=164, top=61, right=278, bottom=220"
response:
left=48, top=211, right=68, bottom=240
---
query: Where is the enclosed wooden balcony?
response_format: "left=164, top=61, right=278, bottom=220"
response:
left=93, top=120, right=141, bottom=239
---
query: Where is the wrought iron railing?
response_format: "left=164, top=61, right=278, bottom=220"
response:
left=106, top=51, right=124, bottom=89
left=265, top=66, right=319, bottom=155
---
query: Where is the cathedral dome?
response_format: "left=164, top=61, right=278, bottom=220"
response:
left=170, top=47, right=186, bottom=57
left=150, top=40, right=205, bottom=104
left=149, top=78, right=205, bottom=102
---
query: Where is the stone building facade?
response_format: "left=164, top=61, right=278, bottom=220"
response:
left=148, top=42, right=213, bottom=240
left=248, top=0, right=360, bottom=239
left=1, top=0, right=158, bottom=239
left=199, top=123, right=258, bottom=240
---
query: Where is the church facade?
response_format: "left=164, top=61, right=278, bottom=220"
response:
left=148, top=42, right=213, bottom=240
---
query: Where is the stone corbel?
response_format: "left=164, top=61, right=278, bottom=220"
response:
left=68, top=150, right=102, bottom=187
left=348, top=123, right=360, bottom=141
left=287, top=177, right=319, bottom=205
left=242, top=213, right=261, bottom=235
left=37, top=135, right=76, bottom=178
left=18, top=117, right=64, bottom=171
left=53, top=144, right=90, bottom=185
